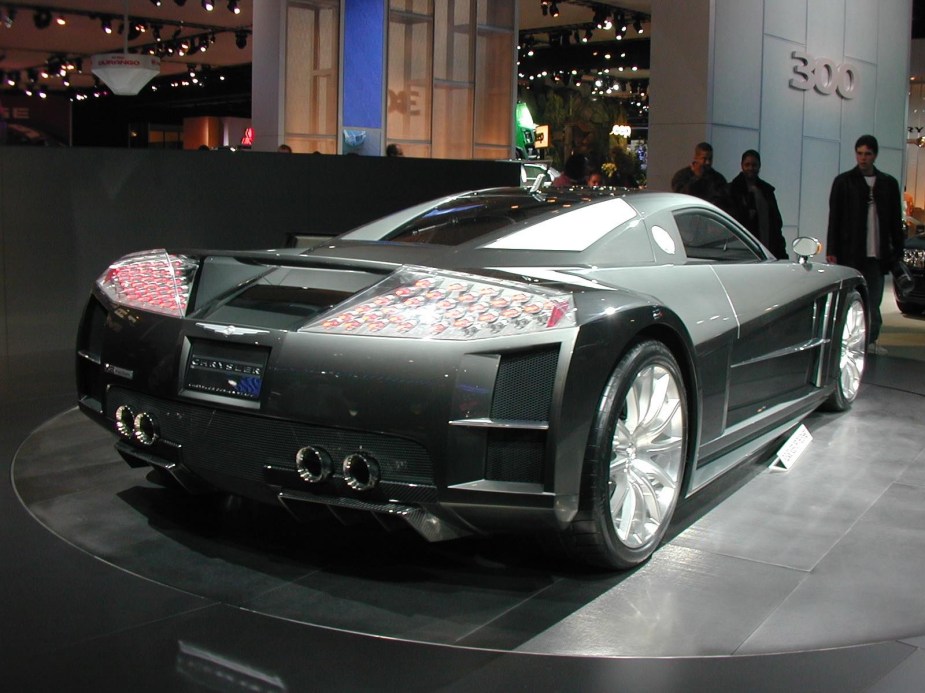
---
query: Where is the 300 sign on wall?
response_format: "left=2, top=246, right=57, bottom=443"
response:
left=790, top=51, right=857, bottom=99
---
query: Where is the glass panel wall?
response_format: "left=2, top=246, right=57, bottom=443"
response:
left=474, top=20, right=514, bottom=160
left=387, top=0, right=513, bottom=160
left=387, top=0, right=434, bottom=158
left=285, top=1, right=340, bottom=154
left=433, top=0, right=474, bottom=159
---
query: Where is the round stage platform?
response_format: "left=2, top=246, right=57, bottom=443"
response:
left=11, top=374, right=925, bottom=661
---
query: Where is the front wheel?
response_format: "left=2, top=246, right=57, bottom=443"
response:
left=821, top=290, right=866, bottom=412
left=561, top=340, right=688, bottom=570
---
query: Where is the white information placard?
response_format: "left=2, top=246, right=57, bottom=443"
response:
left=770, top=423, right=813, bottom=471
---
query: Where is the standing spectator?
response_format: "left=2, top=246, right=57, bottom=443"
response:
left=277, top=143, right=293, bottom=153
left=670, top=141, right=732, bottom=211
left=728, top=149, right=787, bottom=259
left=386, top=143, right=404, bottom=157
left=587, top=169, right=604, bottom=187
left=826, top=134, right=905, bottom=355
left=552, top=154, right=589, bottom=187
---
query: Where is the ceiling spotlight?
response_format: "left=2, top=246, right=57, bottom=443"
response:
left=202, top=0, right=215, bottom=10
left=541, top=0, right=549, bottom=17
left=634, top=17, right=644, bottom=34
left=33, top=9, right=51, bottom=29
left=550, top=2, right=559, bottom=18
left=55, top=14, right=67, bottom=26
left=150, top=0, right=162, bottom=6
left=101, top=17, right=113, bottom=34
left=3, top=7, right=16, bottom=29
left=235, top=29, right=248, bottom=49
left=228, top=0, right=240, bottom=14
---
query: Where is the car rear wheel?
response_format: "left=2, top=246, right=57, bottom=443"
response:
left=563, top=340, right=688, bottom=570
left=822, top=290, right=866, bottom=412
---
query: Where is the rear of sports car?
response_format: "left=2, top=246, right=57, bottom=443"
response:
left=75, top=248, right=607, bottom=543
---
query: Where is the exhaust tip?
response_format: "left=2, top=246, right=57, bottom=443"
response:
left=115, top=405, right=135, bottom=439
left=295, top=445, right=332, bottom=483
left=132, top=411, right=159, bottom=446
left=342, top=451, right=380, bottom=492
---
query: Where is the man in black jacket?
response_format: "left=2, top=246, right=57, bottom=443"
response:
left=826, top=134, right=905, bottom=355
left=671, top=141, right=733, bottom=212
left=728, top=149, right=787, bottom=259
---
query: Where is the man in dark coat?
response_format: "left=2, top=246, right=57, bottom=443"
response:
left=826, top=134, right=905, bottom=354
left=728, top=149, right=787, bottom=259
left=671, top=141, right=733, bottom=212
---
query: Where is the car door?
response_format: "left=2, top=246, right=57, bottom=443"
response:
left=673, top=209, right=837, bottom=429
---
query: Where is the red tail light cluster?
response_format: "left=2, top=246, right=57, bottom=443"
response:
left=301, top=266, right=576, bottom=340
left=97, top=250, right=198, bottom=317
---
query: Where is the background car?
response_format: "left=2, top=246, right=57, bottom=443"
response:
left=76, top=187, right=868, bottom=570
left=895, top=231, right=925, bottom=315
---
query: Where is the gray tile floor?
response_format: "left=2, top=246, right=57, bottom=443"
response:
left=3, top=303, right=925, bottom=690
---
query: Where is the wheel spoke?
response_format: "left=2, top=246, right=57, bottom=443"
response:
left=634, top=397, right=682, bottom=448
left=632, top=456, right=678, bottom=492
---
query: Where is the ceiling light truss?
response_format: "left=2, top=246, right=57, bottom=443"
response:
left=529, top=1, right=648, bottom=43
left=0, top=2, right=250, bottom=96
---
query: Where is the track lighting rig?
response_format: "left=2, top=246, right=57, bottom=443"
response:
left=0, top=2, right=251, bottom=98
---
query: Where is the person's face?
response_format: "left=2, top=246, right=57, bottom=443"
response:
left=855, top=146, right=876, bottom=175
left=588, top=173, right=603, bottom=187
left=741, top=155, right=760, bottom=179
left=691, top=150, right=712, bottom=176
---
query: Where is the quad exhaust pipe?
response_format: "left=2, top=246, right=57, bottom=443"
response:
left=116, top=403, right=381, bottom=492
left=295, top=446, right=380, bottom=491
left=114, top=405, right=158, bottom=446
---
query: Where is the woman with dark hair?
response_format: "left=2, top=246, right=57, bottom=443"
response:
left=728, top=149, right=787, bottom=259
left=552, top=154, right=589, bottom=187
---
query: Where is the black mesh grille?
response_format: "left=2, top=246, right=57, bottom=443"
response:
left=107, top=387, right=433, bottom=485
left=490, top=346, right=559, bottom=421
left=485, top=429, right=545, bottom=483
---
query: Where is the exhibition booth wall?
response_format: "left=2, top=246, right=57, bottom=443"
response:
left=0, top=147, right=518, bottom=400
left=647, top=0, right=912, bottom=256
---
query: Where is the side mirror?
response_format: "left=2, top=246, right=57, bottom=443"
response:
left=792, top=236, right=821, bottom=264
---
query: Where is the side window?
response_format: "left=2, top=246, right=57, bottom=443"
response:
left=674, top=211, right=761, bottom=263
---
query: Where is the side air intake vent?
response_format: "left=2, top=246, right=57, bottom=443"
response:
left=490, top=346, right=559, bottom=421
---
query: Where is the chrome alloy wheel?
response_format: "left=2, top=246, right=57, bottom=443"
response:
left=609, top=363, right=686, bottom=549
left=839, top=295, right=866, bottom=402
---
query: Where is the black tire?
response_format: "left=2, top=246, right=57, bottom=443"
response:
left=821, top=290, right=867, bottom=412
left=561, top=340, right=688, bottom=570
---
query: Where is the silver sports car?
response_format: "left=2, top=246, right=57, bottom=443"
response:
left=76, top=187, right=868, bottom=569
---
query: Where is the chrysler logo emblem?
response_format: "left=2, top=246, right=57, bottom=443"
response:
left=196, top=323, right=270, bottom=337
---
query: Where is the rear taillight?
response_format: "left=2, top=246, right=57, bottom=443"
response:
left=300, top=266, right=576, bottom=340
left=97, top=249, right=198, bottom=317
